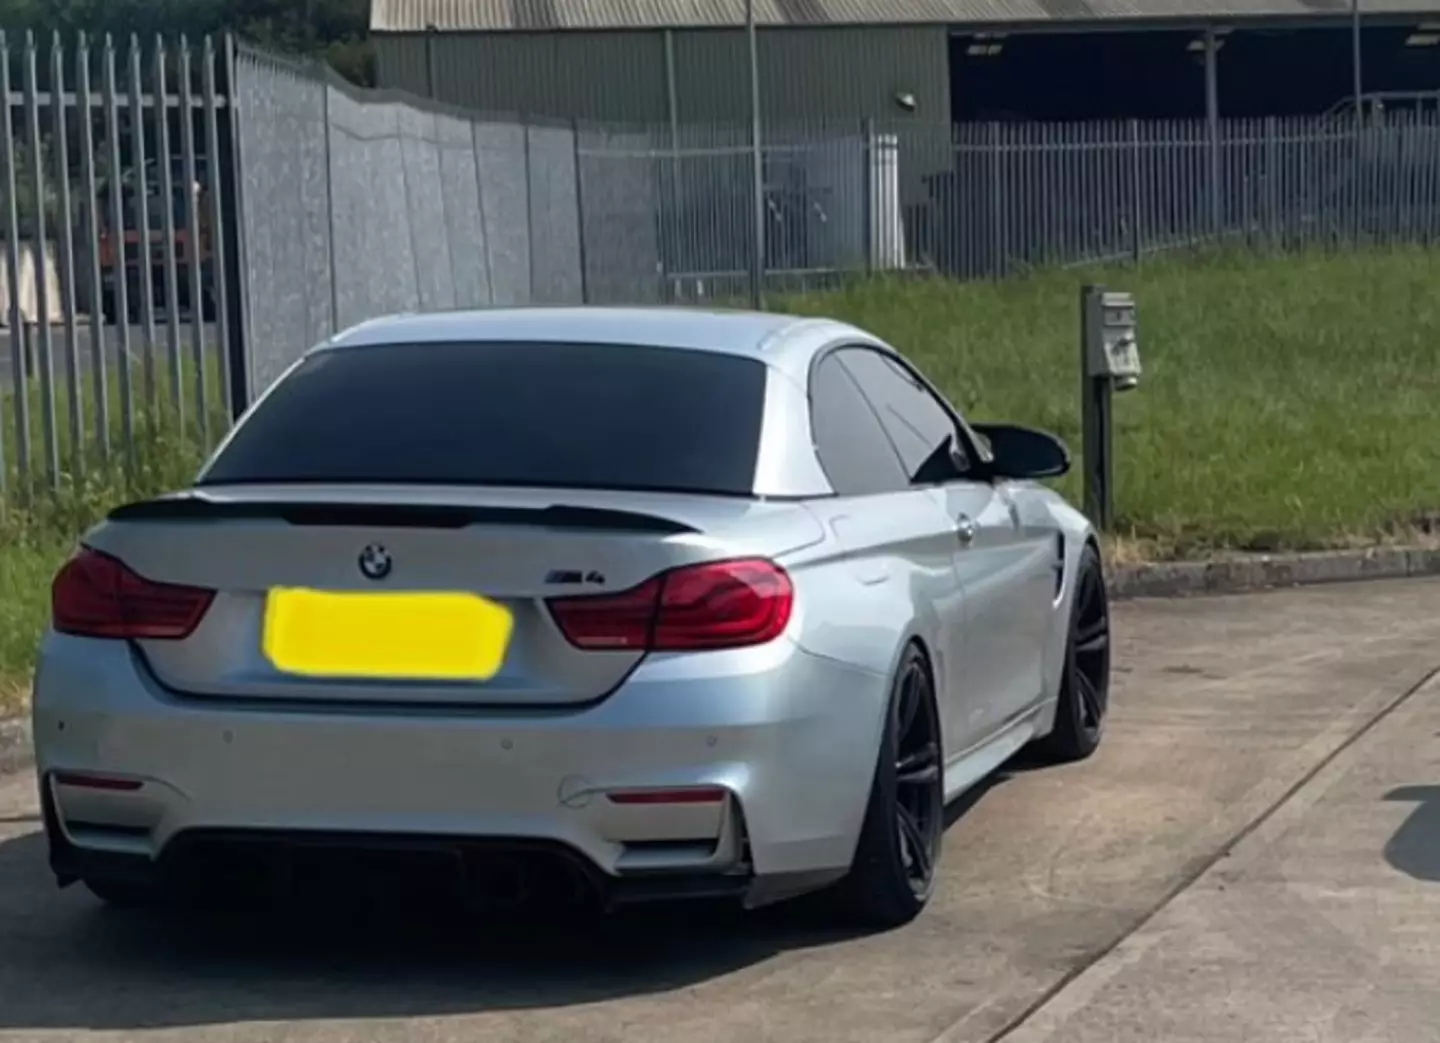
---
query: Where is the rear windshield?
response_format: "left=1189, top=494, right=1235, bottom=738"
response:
left=199, top=340, right=767, bottom=496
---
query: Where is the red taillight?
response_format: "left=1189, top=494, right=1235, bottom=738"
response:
left=51, top=547, right=215, bottom=640
left=547, top=558, right=793, bottom=652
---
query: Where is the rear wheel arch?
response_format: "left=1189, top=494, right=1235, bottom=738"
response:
left=884, top=635, right=942, bottom=763
left=902, top=637, right=936, bottom=696
left=826, top=637, right=945, bottom=928
left=882, top=633, right=938, bottom=716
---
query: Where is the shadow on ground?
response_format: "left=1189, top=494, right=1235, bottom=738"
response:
left=1383, top=783, right=1440, bottom=883
left=0, top=770, right=1016, bottom=1032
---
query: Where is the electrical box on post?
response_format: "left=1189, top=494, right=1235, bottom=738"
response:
left=1085, top=291, right=1141, bottom=391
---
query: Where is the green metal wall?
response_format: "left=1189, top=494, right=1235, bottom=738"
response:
left=374, top=25, right=951, bottom=129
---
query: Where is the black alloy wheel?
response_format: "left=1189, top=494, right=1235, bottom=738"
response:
left=1038, top=544, right=1111, bottom=763
left=892, top=655, right=943, bottom=898
left=831, top=645, right=944, bottom=929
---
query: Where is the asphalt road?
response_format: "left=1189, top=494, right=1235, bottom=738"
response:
left=2, top=578, right=1438, bottom=1043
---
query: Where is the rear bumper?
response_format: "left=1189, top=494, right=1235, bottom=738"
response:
left=33, top=633, right=890, bottom=906
left=40, top=796, right=787, bottom=911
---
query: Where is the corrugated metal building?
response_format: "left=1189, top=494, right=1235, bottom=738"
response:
left=370, top=0, right=1440, bottom=127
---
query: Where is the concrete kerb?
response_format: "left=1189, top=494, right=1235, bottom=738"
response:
left=1107, top=545, right=1440, bottom=600
left=1, top=546, right=1438, bottom=777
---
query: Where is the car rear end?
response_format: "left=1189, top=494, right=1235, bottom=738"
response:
left=32, top=332, right=889, bottom=911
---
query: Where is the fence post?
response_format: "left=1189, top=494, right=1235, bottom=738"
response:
left=321, top=56, right=338, bottom=334
left=1129, top=118, right=1142, bottom=264
left=523, top=119, right=536, bottom=303
left=1204, top=28, right=1221, bottom=236
left=745, top=0, right=765, bottom=310
left=154, top=36, right=184, bottom=426
left=663, top=28, right=680, bottom=298
left=127, top=33, right=158, bottom=416
left=0, top=31, right=22, bottom=493
left=1263, top=115, right=1278, bottom=246
left=862, top=117, right=874, bottom=274
left=987, top=121, right=1003, bottom=278
left=572, top=117, right=588, bottom=304
left=51, top=31, right=83, bottom=475
left=76, top=31, right=111, bottom=459
left=178, top=37, right=209, bottom=446
left=217, top=34, right=251, bottom=418
left=23, top=29, right=60, bottom=488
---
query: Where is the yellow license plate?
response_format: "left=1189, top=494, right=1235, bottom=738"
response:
left=262, top=588, right=513, bottom=681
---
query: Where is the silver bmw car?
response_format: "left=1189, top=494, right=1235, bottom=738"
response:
left=33, top=306, right=1109, bottom=928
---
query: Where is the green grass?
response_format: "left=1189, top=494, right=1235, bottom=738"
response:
left=776, top=244, right=1440, bottom=559
left=1, top=243, right=1439, bottom=703
left=1, top=349, right=227, bottom=710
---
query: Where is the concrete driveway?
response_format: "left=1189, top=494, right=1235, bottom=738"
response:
left=1, top=578, right=1438, bottom=1043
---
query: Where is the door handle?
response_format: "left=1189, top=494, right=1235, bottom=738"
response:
left=955, top=514, right=977, bottom=545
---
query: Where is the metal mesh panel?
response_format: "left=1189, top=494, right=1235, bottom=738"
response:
left=576, top=127, right=663, bottom=304
left=472, top=121, right=532, bottom=306
left=234, top=50, right=333, bottom=396
left=525, top=123, right=585, bottom=304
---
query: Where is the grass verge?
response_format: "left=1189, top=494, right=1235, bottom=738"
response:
left=776, top=244, right=1440, bottom=558
left=1, top=347, right=227, bottom=709
left=2, top=244, right=1439, bottom=703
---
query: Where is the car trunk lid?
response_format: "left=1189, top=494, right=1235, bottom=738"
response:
left=82, top=484, right=823, bottom=708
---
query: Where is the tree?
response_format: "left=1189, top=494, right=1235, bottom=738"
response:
left=0, top=0, right=375, bottom=85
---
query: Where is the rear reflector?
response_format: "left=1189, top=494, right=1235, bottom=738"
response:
left=52, top=771, right=144, bottom=792
left=547, top=557, right=793, bottom=652
left=52, top=547, right=215, bottom=640
left=606, top=787, right=727, bottom=805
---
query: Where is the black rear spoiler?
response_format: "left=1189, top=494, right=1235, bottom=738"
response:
left=106, top=495, right=698, bottom=535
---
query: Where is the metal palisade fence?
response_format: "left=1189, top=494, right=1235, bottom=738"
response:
left=7, top=33, right=1440, bottom=505
left=1, top=30, right=236, bottom=503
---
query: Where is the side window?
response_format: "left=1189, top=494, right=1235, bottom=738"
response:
left=837, top=348, right=965, bottom=484
left=809, top=353, right=910, bottom=496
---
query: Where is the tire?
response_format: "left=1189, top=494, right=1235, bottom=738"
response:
left=828, top=644, right=944, bottom=930
left=1035, top=543, right=1111, bottom=764
left=83, top=877, right=161, bottom=909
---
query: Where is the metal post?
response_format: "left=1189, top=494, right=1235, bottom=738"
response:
left=202, top=37, right=235, bottom=421
left=745, top=0, right=765, bottom=310
left=0, top=33, right=29, bottom=488
left=572, top=118, right=589, bottom=303
left=51, top=32, right=83, bottom=475
left=862, top=117, right=875, bottom=273
left=425, top=26, right=438, bottom=100
left=24, top=30, right=60, bottom=488
left=1128, top=117, right=1142, bottom=264
left=663, top=28, right=680, bottom=297
left=1351, top=0, right=1364, bottom=119
left=988, top=122, right=1003, bottom=278
left=128, top=33, right=158, bottom=415
left=1080, top=285, right=1114, bottom=531
left=178, top=37, right=208, bottom=445
left=1203, top=28, right=1221, bottom=237
left=218, top=35, right=251, bottom=416
left=102, top=33, right=136, bottom=463
left=1350, top=0, right=1364, bottom=241
left=155, top=36, right=184, bottom=424
left=76, top=32, right=112, bottom=459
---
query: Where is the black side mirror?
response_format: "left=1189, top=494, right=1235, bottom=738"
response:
left=970, top=423, right=1070, bottom=480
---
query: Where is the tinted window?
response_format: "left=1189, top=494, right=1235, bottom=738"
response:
left=809, top=354, right=909, bottom=496
left=838, top=349, right=961, bottom=483
left=200, top=341, right=767, bottom=496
